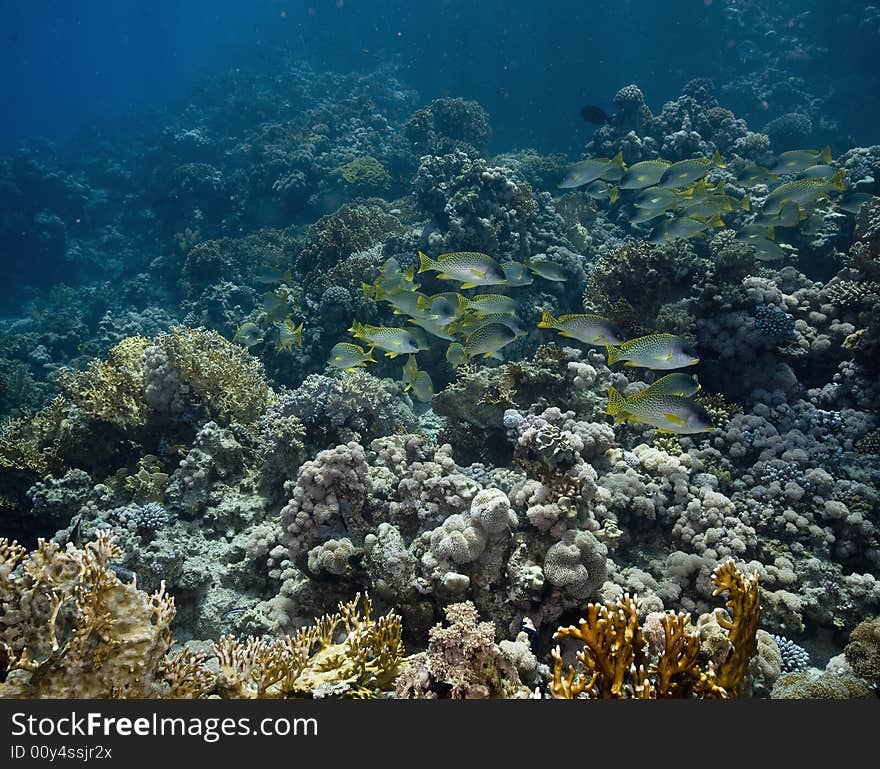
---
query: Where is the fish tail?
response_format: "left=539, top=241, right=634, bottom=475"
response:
left=609, top=186, right=620, bottom=204
left=537, top=310, right=557, bottom=329
left=361, top=282, right=374, bottom=299
left=740, top=196, right=750, bottom=211
left=820, top=145, right=832, bottom=164
left=606, top=386, right=627, bottom=416
left=605, top=343, right=621, bottom=366
left=612, top=150, right=627, bottom=172
left=417, top=251, right=434, bottom=274
left=830, top=169, right=847, bottom=192
left=293, top=321, right=304, bottom=347
left=712, top=149, right=726, bottom=168
left=366, top=347, right=377, bottom=363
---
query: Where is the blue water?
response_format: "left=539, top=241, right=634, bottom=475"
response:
left=6, top=1, right=877, bottom=153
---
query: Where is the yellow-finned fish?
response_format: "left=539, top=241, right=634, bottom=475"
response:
left=329, top=342, right=376, bottom=371
left=466, top=294, right=519, bottom=316
left=605, top=333, right=699, bottom=370
left=524, top=258, right=567, bottom=282
left=619, top=159, right=672, bottom=190
left=349, top=320, right=427, bottom=358
left=634, top=186, right=679, bottom=211
left=762, top=171, right=846, bottom=215
left=463, top=323, right=518, bottom=359
left=233, top=322, right=265, bottom=347
left=452, top=312, right=527, bottom=338
left=417, top=292, right=468, bottom=325
left=537, top=311, right=621, bottom=346
left=649, top=214, right=722, bottom=243
left=557, top=152, right=626, bottom=188
left=659, top=151, right=725, bottom=189
left=263, top=290, right=290, bottom=323
left=418, top=250, right=506, bottom=289
left=771, top=146, right=832, bottom=175
left=446, top=342, right=469, bottom=368
left=408, top=315, right=456, bottom=341
left=606, top=385, right=713, bottom=434
left=637, top=372, right=701, bottom=398
left=275, top=319, right=304, bottom=351
left=584, top=180, right=620, bottom=203
left=501, top=261, right=534, bottom=287
left=401, top=355, right=433, bottom=402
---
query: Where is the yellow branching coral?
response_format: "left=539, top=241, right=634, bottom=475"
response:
left=0, top=532, right=212, bottom=699
left=551, top=560, right=759, bottom=699
left=711, top=559, right=760, bottom=694
left=161, top=326, right=274, bottom=424
left=56, top=336, right=152, bottom=427
left=215, top=594, right=405, bottom=699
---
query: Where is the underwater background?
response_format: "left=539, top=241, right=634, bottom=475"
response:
left=1, top=0, right=879, bottom=699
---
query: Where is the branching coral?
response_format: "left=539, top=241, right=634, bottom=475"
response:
left=55, top=336, right=152, bottom=428
left=159, top=326, right=274, bottom=424
left=550, top=560, right=759, bottom=698
left=711, top=559, right=760, bottom=694
left=0, top=532, right=212, bottom=698
left=214, top=593, right=404, bottom=698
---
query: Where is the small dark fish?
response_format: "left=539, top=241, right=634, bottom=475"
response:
left=580, top=104, right=612, bottom=125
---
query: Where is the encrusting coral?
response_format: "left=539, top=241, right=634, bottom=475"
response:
left=549, top=560, right=759, bottom=698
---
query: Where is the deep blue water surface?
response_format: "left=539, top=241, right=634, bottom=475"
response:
left=4, top=1, right=877, bottom=153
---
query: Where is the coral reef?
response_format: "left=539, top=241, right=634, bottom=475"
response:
left=2, top=47, right=879, bottom=703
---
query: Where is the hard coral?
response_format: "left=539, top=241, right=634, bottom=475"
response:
left=394, top=601, right=530, bottom=698
left=333, top=155, right=392, bottom=194
left=0, top=532, right=213, bottom=698
left=56, top=336, right=152, bottom=428
left=215, top=593, right=404, bottom=698
left=160, top=326, right=273, bottom=424
left=550, top=560, right=759, bottom=698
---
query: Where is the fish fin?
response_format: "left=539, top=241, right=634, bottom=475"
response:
left=712, top=149, right=726, bottom=168
left=605, top=344, right=621, bottom=366
left=537, top=310, right=557, bottom=329
left=819, top=145, right=832, bottom=164
left=417, top=251, right=434, bottom=274
left=663, top=412, right=686, bottom=425
left=385, top=352, right=399, bottom=359
left=459, top=282, right=478, bottom=289
left=606, top=386, right=627, bottom=415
